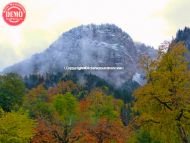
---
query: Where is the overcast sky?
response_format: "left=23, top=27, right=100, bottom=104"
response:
left=0, top=0, right=190, bottom=69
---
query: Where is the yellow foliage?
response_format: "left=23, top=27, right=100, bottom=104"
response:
left=134, top=42, right=190, bottom=143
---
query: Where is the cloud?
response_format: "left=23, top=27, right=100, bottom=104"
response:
left=0, top=44, right=19, bottom=69
left=163, top=0, right=190, bottom=32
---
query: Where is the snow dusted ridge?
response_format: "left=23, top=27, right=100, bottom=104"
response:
left=132, top=73, right=146, bottom=85
left=3, top=24, right=157, bottom=87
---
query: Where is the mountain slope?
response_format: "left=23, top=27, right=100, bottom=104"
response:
left=3, top=24, right=157, bottom=87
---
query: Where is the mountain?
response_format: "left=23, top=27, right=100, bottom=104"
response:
left=3, top=24, right=157, bottom=87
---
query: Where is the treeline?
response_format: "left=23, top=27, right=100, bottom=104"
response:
left=23, top=71, right=138, bottom=103
left=0, top=42, right=190, bottom=143
left=0, top=74, right=131, bottom=143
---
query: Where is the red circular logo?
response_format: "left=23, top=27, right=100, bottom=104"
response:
left=2, top=2, right=26, bottom=26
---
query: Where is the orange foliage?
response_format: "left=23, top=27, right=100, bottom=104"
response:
left=31, top=119, right=57, bottom=143
left=70, top=119, right=130, bottom=143
left=48, top=80, right=80, bottom=99
left=25, top=84, right=49, bottom=103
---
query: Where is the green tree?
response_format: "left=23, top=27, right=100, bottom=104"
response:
left=80, top=88, right=124, bottom=121
left=0, top=73, right=25, bottom=111
left=51, top=92, right=78, bottom=143
left=53, top=92, right=78, bottom=124
left=24, top=86, right=79, bottom=143
left=23, top=84, right=53, bottom=119
left=134, top=42, right=190, bottom=143
left=0, top=109, right=36, bottom=143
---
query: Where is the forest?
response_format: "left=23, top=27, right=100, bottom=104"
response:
left=0, top=42, right=190, bottom=143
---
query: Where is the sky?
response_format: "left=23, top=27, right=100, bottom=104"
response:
left=0, top=0, right=190, bottom=70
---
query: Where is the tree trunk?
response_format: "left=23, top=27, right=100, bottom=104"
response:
left=178, top=125, right=188, bottom=143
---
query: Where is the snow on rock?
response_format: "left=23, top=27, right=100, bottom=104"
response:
left=132, top=73, right=146, bottom=85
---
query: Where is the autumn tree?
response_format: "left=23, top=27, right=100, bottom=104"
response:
left=30, top=92, right=79, bottom=143
left=48, top=80, right=80, bottom=97
left=70, top=88, right=130, bottom=143
left=31, top=119, right=58, bottom=143
left=0, top=109, right=36, bottom=143
left=134, top=42, right=190, bottom=143
left=23, top=84, right=55, bottom=119
left=79, top=88, right=123, bottom=121
left=70, top=118, right=129, bottom=143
